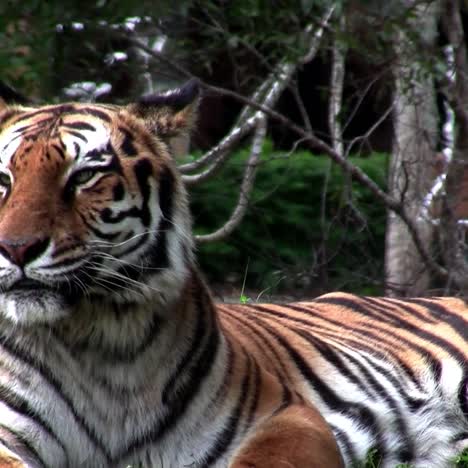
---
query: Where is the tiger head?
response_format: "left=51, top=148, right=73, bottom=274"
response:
left=0, top=80, right=199, bottom=325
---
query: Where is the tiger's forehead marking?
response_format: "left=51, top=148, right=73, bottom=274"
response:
left=59, top=117, right=110, bottom=161
left=0, top=107, right=113, bottom=166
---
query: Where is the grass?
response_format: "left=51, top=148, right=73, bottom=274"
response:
left=360, top=448, right=468, bottom=468
left=455, top=450, right=468, bottom=467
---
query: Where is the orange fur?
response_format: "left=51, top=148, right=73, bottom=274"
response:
left=230, top=405, right=344, bottom=468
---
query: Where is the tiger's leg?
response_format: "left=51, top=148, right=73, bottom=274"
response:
left=230, top=404, right=344, bottom=468
left=0, top=444, right=27, bottom=468
left=0, top=427, right=40, bottom=468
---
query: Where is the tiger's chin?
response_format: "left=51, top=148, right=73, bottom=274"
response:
left=0, top=289, right=75, bottom=326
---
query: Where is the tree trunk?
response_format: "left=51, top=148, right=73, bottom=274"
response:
left=439, top=0, right=468, bottom=294
left=385, top=1, right=440, bottom=296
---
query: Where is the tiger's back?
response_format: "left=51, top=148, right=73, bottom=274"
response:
left=220, top=293, right=468, bottom=467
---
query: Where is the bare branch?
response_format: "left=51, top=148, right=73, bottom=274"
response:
left=126, top=37, right=193, bottom=79
left=328, top=16, right=346, bottom=156
left=180, top=116, right=257, bottom=175
left=195, top=116, right=267, bottom=243
left=344, top=104, right=394, bottom=157
left=182, top=6, right=335, bottom=182
left=179, top=5, right=334, bottom=183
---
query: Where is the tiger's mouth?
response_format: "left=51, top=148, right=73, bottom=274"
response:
left=5, top=277, right=82, bottom=305
left=0, top=277, right=79, bottom=325
left=9, top=278, right=47, bottom=291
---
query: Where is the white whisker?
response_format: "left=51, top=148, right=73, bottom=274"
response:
left=93, top=251, right=165, bottom=272
left=88, top=229, right=159, bottom=248
left=79, top=269, right=136, bottom=301
left=85, top=260, right=162, bottom=297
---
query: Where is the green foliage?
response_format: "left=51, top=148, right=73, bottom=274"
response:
left=189, top=141, right=388, bottom=296
left=0, top=0, right=185, bottom=99
left=455, top=449, right=468, bottom=467
left=357, top=447, right=468, bottom=468
left=362, top=448, right=382, bottom=468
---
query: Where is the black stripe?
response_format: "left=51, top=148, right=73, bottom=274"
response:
left=244, top=357, right=261, bottom=430
left=55, top=104, right=79, bottom=115
left=301, top=333, right=375, bottom=398
left=61, top=121, right=96, bottom=131
left=357, top=354, right=425, bottom=411
left=337, top=350, right=414, bottom=462
left=112, top=181, right=125, bottom=201
left=405, top=298, right=468, bottom=339
left=80, top=216, right=121, bottom=241
left=207, top=335, right=235, bottom=409
left=100, top=158, right=154, bottom=227
left=161, top=290, right=210, bottom=406
left=66, top=129, right=88, bottom=142
left=116, top=292, right=220, bottom=460
left=331, top=425, right=358, bottom=466
left=144, top=166, right=175, bottom=270
left=0, top=334, right=111, bottom=462
left=82, top=148, right=105, bottom=162
left=134, top=158, right=153, bottom=227
left=459, top=371, right=468, bottom=417
left=453, top=431, right=468, bottom=442
left=12, top=110, right=55, bottom=123
left=119, top=127, right=138, bottom=157
left=158, top=167, right=174, bottom=226
left=223, top=308, right=293, bottom=390
left=362, top=296, right=439, bottom=326
left=0, top=385, right=66, bottom=454
left=318, top=295, right=434, bottom=329
left=200, top=349, right=251, bottom=467
left=82, top=108, right=112, bottom=122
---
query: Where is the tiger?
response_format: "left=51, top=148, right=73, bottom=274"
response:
left=0, top=79, right=465, bottom=468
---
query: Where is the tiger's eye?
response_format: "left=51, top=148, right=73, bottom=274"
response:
left=0, top=172, right=11, bottom=188
left=73, top=169, right=95, bottom=185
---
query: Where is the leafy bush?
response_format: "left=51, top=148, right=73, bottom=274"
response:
left=188, top=141, right=388, bottom=297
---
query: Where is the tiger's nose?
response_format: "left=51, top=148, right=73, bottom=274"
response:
left=0, top=237, right=50, bottom=267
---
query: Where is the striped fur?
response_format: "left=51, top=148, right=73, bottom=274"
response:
left=0, top=81, right=465, bottom=467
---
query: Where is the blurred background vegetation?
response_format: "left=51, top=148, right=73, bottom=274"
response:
left=190, top=144, right=387, bottom=298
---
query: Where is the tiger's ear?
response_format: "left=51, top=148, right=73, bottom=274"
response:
left=128, top=79, right=200, bottom=157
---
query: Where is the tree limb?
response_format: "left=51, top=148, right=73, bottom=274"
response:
left=328, top=16, right=346, bottom=156
left=181, top=5, right=334, bottom=181
left=180, top=115, right=257, bottom=175
left=195, top=116, right=267, bottom=243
